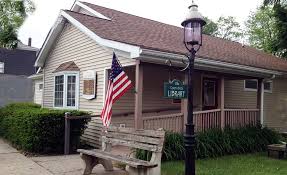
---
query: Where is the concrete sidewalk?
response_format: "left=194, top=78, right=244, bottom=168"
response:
left=0, top=138, right=127, bottom=175
left=0, top=139, right=52, bottom=175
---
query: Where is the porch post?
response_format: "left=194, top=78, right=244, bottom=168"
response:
left=257, top=79, right=264, bottom=125
left=219, top=76, right=225, bottom=129
left=135, top=60, right=143, bottom=129
left=257, top=78, right=264, bottom=123
left=181, top=72, right=188, bottom=131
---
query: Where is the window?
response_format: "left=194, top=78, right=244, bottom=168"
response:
left=244, top=80, right=273, bottom=92
left=54, top=73, right=79, bottom=109
left=67, top=75, right=76, bottom=107
left=203, top=80, right=216, bottom=107
left=245, top=80, right=258, bottom=90
left=264, top=81, right=272, bottom=92
left=38, top=84, right=43, bottom=90
left=0, top=62, right=4, bottom=73
left=54, top=75, right=64, bottom=107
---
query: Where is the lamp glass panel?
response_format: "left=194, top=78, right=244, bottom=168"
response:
left=184, top=22, right=202, bottom=45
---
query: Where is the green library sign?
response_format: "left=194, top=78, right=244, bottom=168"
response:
left=164, top=79, right=187, bottom=99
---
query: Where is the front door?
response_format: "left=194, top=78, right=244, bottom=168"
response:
left=202, top=78, right=218, bottom=110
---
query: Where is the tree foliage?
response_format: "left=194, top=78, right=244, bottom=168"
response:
left=216, top=16, right=243, bottom=41
left=203, top=17, right=218, bottom=36
left=246, top=7, right=279, bottom=55
left=263, top=0, right=287, bottom=58
left=203, top=16, right=243, bottom=42
left=0, top=0, right=35, bottom=48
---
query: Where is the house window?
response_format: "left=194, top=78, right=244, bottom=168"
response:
left=244, top=80, right=273, bottom=92
left=54, top=75, right=64, bottom=107
left=264, top=81, right=272, bottom=92
left=39, top=84, right=43, bottom=90
left=203, top=80, right=216, bottom=107
left=67, top=76, right=76, bottom=107
left=0, top=62, right=4, bottom=73
left=54, top=73, right=79, bottom=109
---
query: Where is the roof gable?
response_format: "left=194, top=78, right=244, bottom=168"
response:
left=53, top=61, right=80, bottom=73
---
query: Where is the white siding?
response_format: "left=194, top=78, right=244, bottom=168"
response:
left=43, top=23, right=135, bottom=114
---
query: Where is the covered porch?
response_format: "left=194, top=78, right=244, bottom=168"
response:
left=111, top=58, right=267, bottom=133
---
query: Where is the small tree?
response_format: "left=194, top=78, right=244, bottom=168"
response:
left=216, top=16, right=243, bottom=41
left=246, top=6, right=279, bottom=55
left=203, top=17, right=218, bottom=36
left=0, top=0, right=35, bottom=48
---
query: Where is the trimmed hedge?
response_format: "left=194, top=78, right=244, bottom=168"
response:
left=136, top=125, right=281, bottom=161
left=0, top=103, right=89, bottom=154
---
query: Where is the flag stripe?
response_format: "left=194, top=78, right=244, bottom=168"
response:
left=113, top=80, right=131, bottom=100
left=113, top=75, right=128, bottom=91
left=113, top=77, right=129, bottom=93
left=113, top=82, right=132, bottom=103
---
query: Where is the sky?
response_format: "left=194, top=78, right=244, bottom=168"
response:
left=18, top=0, right=264, bottom=48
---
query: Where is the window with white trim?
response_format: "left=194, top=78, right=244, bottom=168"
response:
left=0, top=62, right=4, bottom=73
left=244, top=80, right=273, bottom=92
left=54, top=73, right=79, bottom=108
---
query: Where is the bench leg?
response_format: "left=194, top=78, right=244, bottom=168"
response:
left=98, top=159, right=113, bottom=171
left=80, top=154, right=98, bottom=175
left=126, top=166, right=148, bottom=175
left=80, top=154, right=114, bottom=175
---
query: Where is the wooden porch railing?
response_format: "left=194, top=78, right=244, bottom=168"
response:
left=142, top=108, right=259, bottom=132
left=193, top=109, right=221, bottom=132
left=224, top=109, right=259, bottom=128
left=143, top=113, right=184, bottom=132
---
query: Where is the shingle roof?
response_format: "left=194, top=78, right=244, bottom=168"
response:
left=66, top=2, right=287, bottom=72
left=0, top=48, right=37, bottom=76
left=53, top=61, right=80, bottom=73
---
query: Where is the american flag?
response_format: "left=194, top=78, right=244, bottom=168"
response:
left=101, top=53, right=132, bottom=127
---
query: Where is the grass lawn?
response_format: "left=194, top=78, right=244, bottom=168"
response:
left=161, top=153, right=287, bottom=175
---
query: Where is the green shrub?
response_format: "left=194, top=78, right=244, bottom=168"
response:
left=0, top=103, right=89, bottom=154
left=136, top=125, right=280, bottom=161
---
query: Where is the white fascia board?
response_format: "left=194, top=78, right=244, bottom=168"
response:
left=72, top=1, right=111, bottom=20
left=140, top=49, right=283, bottom=77
left=28, top=73, right=43, bottom=80
left=34, top=15, right=66, bottom=67
left=61, top=10, right=141, bottom=58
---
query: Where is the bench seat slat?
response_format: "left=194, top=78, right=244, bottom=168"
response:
left=102, top=137, right=159, bottom=152
left=107, top=127, right=165, bottom=138
left=77, top=149, right=157, bottom=168
left=105, top=132, right=161, bottom=145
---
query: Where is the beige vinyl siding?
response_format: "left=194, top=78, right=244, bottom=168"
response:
left=264, top=78, right=287, bottom=132
left=43, top=23, right=135, bottom=114
left=224, top=78, right=287, bottom=132
left=224, top=80, right=257, bottom=109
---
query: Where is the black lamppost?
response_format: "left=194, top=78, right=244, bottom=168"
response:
left=181, top=2, right=206, bottom=175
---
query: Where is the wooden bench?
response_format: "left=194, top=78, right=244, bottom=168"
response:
left=77, top=127, right=165, bottom=175
left=267, top=144, right=287, bottom=159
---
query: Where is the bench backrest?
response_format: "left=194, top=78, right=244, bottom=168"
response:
left=103, top=126, right=165, bottom=153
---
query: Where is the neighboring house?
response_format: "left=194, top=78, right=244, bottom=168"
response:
left=0, top=39, right=38, bottom=107
left=33, top=1, right=287, bottom=132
